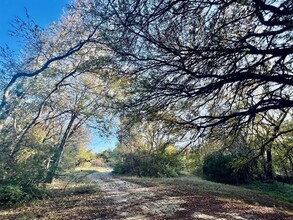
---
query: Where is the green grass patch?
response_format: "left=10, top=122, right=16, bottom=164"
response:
left=242, top=181, right=293, bottom=204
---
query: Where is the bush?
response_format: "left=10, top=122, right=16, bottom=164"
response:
left=0, top=182, right=49, bottom=204
left=202, top=151, right=249, bottom=184
left=112, top=161, right=133, bottom=175
left=113, top=150, right=182, bottom=177
left=0, top=184, right=27, bottom=203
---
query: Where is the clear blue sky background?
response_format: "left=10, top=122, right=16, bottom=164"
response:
left=0, top=0, right=68, bottom=49
left=0, top=0, right=117, bottom=152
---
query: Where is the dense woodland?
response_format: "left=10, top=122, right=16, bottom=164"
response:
left=0, top=0, right=293, bottom=203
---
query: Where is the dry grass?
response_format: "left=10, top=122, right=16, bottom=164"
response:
left=75, top=166, right=112, bottom=172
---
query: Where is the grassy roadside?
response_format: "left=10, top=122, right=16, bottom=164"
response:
left=242, top=181, right=293, bottom=203
left=121, top=175, right=293, bottom=210
left=0, top=168, right=104, bottom=220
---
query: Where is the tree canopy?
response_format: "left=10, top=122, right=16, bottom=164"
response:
left=0, top=0, right=292, bottom=190
left=99, top=0, right=293, bottom=132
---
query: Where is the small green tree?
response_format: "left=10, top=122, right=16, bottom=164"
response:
left=203, top=151, right=250, bottom=184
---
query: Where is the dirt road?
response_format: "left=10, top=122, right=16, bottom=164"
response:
left=88, top=171, right=293, bottom=220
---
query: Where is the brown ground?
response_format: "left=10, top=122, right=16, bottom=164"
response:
left=1, top=171, right=293, bottom=219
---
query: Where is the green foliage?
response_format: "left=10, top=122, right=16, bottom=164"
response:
left=114, top=119, right=182, bottom=177
left=243, top=181, right=293, bottom=204
left=0, top=184, right=48, bottom=204
left=113, top=148, right=182, bottom=177
left=202, top=151, right=249, bottom=184
left=61, top=142, right=95, bottom=170
left=0, top=184, right=27, bottom=203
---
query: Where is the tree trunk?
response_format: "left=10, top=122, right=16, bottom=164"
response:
left=265, top=148, right=273, bottom=181
left=45, top=114, right=76, bottom=183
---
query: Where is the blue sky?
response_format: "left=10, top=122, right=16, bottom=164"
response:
left=0, top=0, right=68, bottom=49
left=0, top=0, right=117, bottom=152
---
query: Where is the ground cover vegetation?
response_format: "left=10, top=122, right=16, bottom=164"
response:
left=0, top=168, right=102, bottom=219
left=0, top=0, right=292, bottom=208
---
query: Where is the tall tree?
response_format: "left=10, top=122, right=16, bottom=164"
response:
left=0, top=1, right=116, bottom=184
left=97, top=0, right=293, bottom=137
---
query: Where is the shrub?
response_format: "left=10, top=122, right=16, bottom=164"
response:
left=202, top=151, right=249, bottom=184
left=0, top=184, right=27, bottom=203
left=0, top=182, right=50, bottom=204
left=112, top=161, right=133, bottom=175
left=113, top=150, right=182, bottom=177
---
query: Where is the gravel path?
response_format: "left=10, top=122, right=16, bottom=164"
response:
left=88, top=171, right=186, bottom=219
left=87, top=171, right=293, bottom=220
